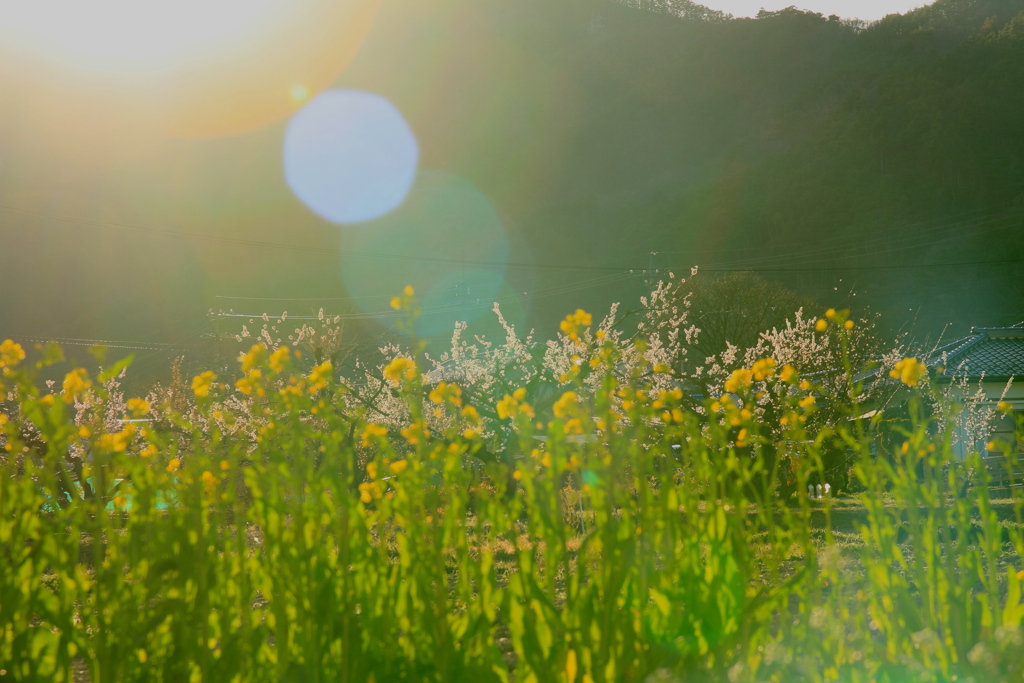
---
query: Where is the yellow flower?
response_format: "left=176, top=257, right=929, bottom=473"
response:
left=400, top=419, right=430, bottom=445
left=596, top=329, right=606, bottom=340
left=463, top=428, right=477, bottom=439
left=889, top=358, right=926, bottom=387
left=239, top=344, right=265, bottom=373
left=201, top=470, right=218, bottom=486
left=0, top=339, right=26, bottom=368
left=78, top=425, right=91, bottom=439
left=235, top=369, right=263, bottom=396
left=389, top=459, right=408, bottom=475
left=844, top=320, right=854, bottom=330
left=140, top=444, right=158, bottom=458
left=383, top=356, right=417, bottom=385
left=751, top=357, right=777, bottom=381
left=799, top=379, right=811, bottom=391
left=366, top=462, right=379, bottom=480
left=361, top=423, right=387, bottom=448
left=219, top=460, right=230, bottom=471
left=98, top=430, right=132, bottom=452
left=779, top=364, right=797, bottom=383
left=997, top=401, right=1011, bottom=414
left=559, top=309, right=593, bottom=342
left=815, top=319, right=828, bottom=332
left=462, top=404, right=481, bottom=425
left=268, top=346, right=290, bottom=373
left=564, top=418, right=583, bottom=435
left=114, top=495, right=127, bottom=508
left=1016, top=568, right=1024, bottom=581
left=825, top=308, right=837, bottom=320
left=390, top=296, right=402, bottom=310
left=496, top=389, right=534, bottom=420
left=404, top=285, right=415, bottom=297
left=724, top=368, right=752, bottom=394
left=192, top=371, right=217, bottom=398
left=799, top=395, right=816, bottom=409
left=62, top=368, right=92, bottom=404
left=126, top=398, right=150, bottom=416
left=735, top=428, right=749, bottom=447
left=553, top=391, right=578, bottom=419
left=358, top=481, right=382, bottom=503
left=166, top=458, right=181, bottom=473
left=307, top=360, right=332, bottom=394
left=428, top=381, right=462, bottom=406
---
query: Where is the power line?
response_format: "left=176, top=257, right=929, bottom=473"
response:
left=3, top=202, right=1022, bottom=276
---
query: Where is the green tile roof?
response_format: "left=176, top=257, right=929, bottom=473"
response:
left=932, top=323, right=1024, bottom=379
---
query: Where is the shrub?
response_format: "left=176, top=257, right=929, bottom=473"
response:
left=1, top=298, right=1022, bottom=682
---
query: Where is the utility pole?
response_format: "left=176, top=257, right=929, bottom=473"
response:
left=629, top=251, right=660, bottom=288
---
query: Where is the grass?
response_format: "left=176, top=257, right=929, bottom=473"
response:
left=2, top=336, right=1024, bottom=682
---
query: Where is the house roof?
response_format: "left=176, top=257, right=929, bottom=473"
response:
left=930, top=322, right=1024, bottom=380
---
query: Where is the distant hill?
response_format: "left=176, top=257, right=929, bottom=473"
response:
left=455, top=0, right=1024, bottom=334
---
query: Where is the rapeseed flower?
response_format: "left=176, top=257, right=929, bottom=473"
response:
left=553, top=391, right=578, bottom=419
left=0, top=339, right=25, bottom=369
left=383, top=356, right=417, bottom=386
left=462, top=405, right=481, bottom=425
left=400, top=419, right=430, bottom=445
left=889, top=358, right=926, bottom=387
left=239, top=344, right=266, bottom=373
left=126, top=398, right=150, bottom=416
left=496, top=387, right=534, bottom=420
left=751, top=357, right=777, bottom=381
left=62, top=368, right=92, bottom=404
left=559, top=309, right=592, bottom=342
left=268, top=346, right=290, bottom=373
left=235, top=369, right=263, bottom=396
left=307, top=361, right=332, bottom=394
left=361, top=423, right=387, bottom=448
left=429, top=381, right=462, bottom=406
left=779, top=364, right=798, bottom=383
left=724, top=368, right=752, bottom=394
left=192, top=371, right=217, bottom=397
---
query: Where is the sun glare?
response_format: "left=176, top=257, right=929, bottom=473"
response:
left=1, top=0, right=285, bottom=71
left=1, top=0, right=383, bottom=138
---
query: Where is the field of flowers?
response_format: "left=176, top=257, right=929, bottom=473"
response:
left=2, top=286, right=1023, bottom=682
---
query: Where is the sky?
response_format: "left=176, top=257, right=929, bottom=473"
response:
left=704, top=0, right=926, bottom=20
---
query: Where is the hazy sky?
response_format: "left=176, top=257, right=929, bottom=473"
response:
left=704, top=0, right=926, bottom=20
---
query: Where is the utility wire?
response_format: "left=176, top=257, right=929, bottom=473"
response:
left=3, top=202, right=1022, bottom=275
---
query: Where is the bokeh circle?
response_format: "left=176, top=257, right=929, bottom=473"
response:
left=339, top=170, right=509, bottom=337
left=284, top=90, right=418, bottom=224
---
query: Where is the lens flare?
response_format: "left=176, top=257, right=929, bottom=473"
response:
left=339, top=171, right=509, bottom=336
left=1, top=0, right=382, bottom=139
left=284, top=90, right=418, bottom=224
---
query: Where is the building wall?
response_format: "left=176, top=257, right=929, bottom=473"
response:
left=947, top=379, right=1022, bottom=459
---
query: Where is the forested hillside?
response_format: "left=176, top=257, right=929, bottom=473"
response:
left=472, top=0, right=1024, bottom=334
